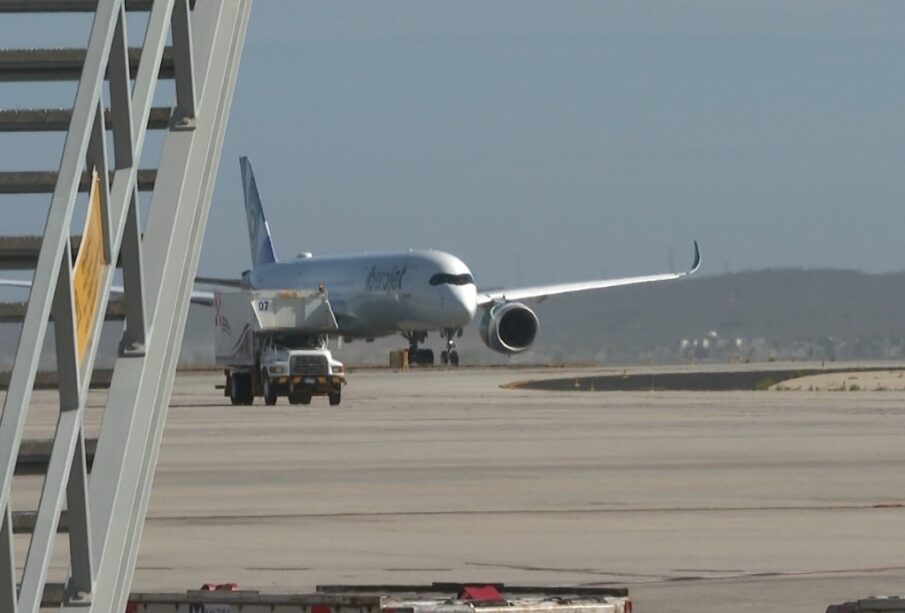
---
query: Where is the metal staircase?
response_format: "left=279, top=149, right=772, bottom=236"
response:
left=0, top=1, right=251, bottom=611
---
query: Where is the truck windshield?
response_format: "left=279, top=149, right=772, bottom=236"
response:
left=269, top=333, right=324, bottom=349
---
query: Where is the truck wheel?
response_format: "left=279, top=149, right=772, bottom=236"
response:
left=262, top=371, right=277, bottom=406
left=229, top=374, right=242, bottom=406
left=239, top=372, right=254, bottom=405
left=300, top=392, right=312, bottom=405
left=328, top=388, right=341, bottom=406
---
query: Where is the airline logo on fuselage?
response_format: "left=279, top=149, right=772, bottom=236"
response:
left=366, top=265, right=407, bottom=292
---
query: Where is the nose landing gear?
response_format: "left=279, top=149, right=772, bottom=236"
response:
left=440, top=327, right=462, bottom=366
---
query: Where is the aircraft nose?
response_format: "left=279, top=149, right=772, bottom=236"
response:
left=446, top=285, right=477, bottom=324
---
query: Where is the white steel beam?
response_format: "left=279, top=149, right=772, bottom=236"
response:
left=119, top=192, right=147, bottom=354
left=171, top=0, right=197, bottom=126
left=0, top=506, right=14, bottom=613
left=108, top=3, right=134, bottom=169
left=18, top=408, right=81, bottom=613
left=51, top=245, right=80, bottom=411
left=86, top=100, right=114, bottom=262
left=66, top=427, right=95, bottom=596
left=130, top=0, right=177, bottom=152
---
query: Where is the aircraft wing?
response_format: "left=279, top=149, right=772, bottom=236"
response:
left=0, top=278, right=216, bottom=306
left=0, top=279, right=32, bottom=290
left=195, top=275, right=242, bottom=288
left=476, top=240, right=701, bottom=306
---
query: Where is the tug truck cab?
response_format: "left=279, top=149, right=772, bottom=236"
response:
left=215, top=289, right=345, bottom=406
left=257, top=332, right=345, bottom=406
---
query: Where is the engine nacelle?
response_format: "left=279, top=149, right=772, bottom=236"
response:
left=479, top=301, right=539, bottom=355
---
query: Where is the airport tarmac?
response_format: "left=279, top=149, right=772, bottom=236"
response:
left=9, top=364, right=905, bottom=612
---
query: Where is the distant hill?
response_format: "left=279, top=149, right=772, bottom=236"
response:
left=529, top=268, right=905, bottom=363
left=2, top=269, right=904, bottom=368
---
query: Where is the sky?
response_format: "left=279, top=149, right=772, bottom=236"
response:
left=3, top=1, right=905, bottom=288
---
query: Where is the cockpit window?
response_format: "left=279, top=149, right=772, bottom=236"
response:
left=429, top=273, right=475, bottom=286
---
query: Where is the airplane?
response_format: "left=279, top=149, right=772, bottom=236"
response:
left=1, top=157, right=702, bottom=366
left=204, top=157, right=701, bottom=365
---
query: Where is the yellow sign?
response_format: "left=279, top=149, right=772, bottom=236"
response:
left=73, top=169, right=108, bottom=364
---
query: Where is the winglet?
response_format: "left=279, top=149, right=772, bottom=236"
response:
left=689, top=240, right=702, bottom=274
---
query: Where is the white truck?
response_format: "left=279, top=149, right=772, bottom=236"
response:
left=214, top=289, right=346, bottom=406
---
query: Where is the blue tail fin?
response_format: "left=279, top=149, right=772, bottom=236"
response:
left=239, top=156, right=278, bottom=267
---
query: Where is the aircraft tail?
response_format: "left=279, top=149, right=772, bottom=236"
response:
left=239, top=156, right=278, bottom=267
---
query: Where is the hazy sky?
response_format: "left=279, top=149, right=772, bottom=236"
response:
left=3, top=1, right=905, bottom=287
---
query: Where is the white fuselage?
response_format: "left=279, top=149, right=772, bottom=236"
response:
left=246, top=250, right=478, bottom=338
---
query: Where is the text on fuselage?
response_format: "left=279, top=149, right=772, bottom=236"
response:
left=366, top=265, right=407, bottom=292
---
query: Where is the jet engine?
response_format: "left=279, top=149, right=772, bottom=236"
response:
left=479, top=301, right=539, bottom=354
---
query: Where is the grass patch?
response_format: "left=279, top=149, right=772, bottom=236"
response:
left=755, top=377, right=777, bottom=391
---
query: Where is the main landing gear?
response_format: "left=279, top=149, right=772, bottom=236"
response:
left=404, top=331, right=434, bottom=366
left=401, top=329, right=463, bottom=367
left=440, top=327, right=462, bottom=366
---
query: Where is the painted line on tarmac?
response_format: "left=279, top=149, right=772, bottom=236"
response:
left=464, top=562, right=905, bottom=585
left=144, top=502, right=905, bottom=524
left=636, top=564, right=905, bottom=585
